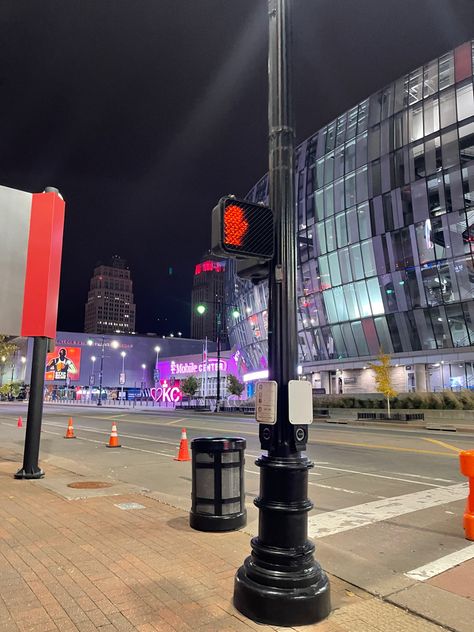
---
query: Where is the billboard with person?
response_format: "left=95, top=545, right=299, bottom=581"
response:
left=45, top=347, right=81, bottom=381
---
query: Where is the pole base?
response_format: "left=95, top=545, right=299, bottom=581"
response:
left=234, top=557, right=330, bottom=626
left=14, top=467, right=45, bottom=480
left=190, top=510, right=246, bottom=532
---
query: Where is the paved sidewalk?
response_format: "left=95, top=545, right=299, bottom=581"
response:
left=0, top=448, right=453, bottom=632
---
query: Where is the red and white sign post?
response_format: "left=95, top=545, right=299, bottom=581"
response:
left=0, top=184, right=65, bottom=479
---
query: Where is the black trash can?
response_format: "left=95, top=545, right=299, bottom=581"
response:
left=190, top=437, right=246, bottom=532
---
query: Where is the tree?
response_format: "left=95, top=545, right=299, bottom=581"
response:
left=181, top=376, right=199, bottom=399
left=227, top=374, right=245, bottom=398
left=0, top=336, right=17, bottom=362
left=369, top=352, right=397, bottom=417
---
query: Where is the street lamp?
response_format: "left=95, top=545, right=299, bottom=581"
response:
left=90, top=355, right=96, bottom=400
left=20, top=356, right=26, bottom=383
left=0, top=355, right=5, bottom=387
left=120, top=351, right=126, bottom=400
left=154, top=346, right=161, bottom=387
left=87, top=338, right=119, bottom=406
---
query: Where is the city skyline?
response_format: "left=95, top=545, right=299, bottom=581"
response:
left=0, top=1, right=473, bottom=336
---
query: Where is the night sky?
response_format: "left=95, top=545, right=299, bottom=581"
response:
left=1, top=1, right=473, bottom=336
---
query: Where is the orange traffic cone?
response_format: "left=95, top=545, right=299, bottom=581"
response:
left=460, top=450, right=474, bottom=540
left=17, top=417, right=23, bottom=428
left=106, top=423, right=121, bottom=448
left=64, top=417, right=76, bottom=439
left=174, top=428, right=191, bottom=461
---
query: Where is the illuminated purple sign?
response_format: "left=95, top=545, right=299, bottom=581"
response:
left=158, top=356, right=239, bottom=381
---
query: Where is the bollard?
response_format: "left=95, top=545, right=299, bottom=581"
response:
left=459, top=449, right=474, bottom=541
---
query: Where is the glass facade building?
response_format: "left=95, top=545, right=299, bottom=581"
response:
left=227, top=41, right=474, bottom=393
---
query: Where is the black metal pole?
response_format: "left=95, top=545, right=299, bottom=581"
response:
left=97, top=337, right=104, bottom=406
left=15, top=336, right=48, bottom=479
left=234, top=0, right=330, bottom=625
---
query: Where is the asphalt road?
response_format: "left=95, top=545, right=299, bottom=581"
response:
left=0, top=402, right=472, bottom=599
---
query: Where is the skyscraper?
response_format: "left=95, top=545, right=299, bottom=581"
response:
left=190, top=253, right=227, bottom=344
left=84, top=256, right=136, bottom=334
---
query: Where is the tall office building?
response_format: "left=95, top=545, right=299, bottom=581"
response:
left=84, top=256, right=136, bottom=334
left=190, top=253, right=227, bottom=344
left=227, top=40, right=474, bottom=393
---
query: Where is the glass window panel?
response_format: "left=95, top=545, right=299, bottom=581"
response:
left=386, top=313, right=403, bottom=352
left=341, top=323, right=358, bottom=357
left=381, top=274, right=398, bottom=312
left=345, top=172, right=356, bottom=207
left=425, top=137, right=442, bottom=178
left=361, top=240, right=377, bottom=277
left=335, top=212, right=348, bottom=248
left=362, top=318, right=380, bottom=354
left=345, top=139, right=356, bottom=173
left=447, top=167, right=464, bottom=212
left=429, top=306, right=452, bottom=349
left=381, top=154, right=393, bottom=193
left=411, top=179, right=429, bottom=222
left=370, top=159, right=381, bottom=197
left=319, top=254, right=331, bottom=290
left=334, top=146, right=345, bottom=179
left=328, top=251, right=341, bottom=287
left=351, top=321, right=369, bottom=356
left=432, top=216, right=449, bottom=260
left=394, top=111, right=408, bottom=149
left=358, top=100, right=369, bottom=133
left=394, top=76, right=409, bottom=113
left=446, top=303, right=469, bottom=348
left=406, top=268, right=425, bottom=308
left=333, top=286, right=349, bottom=322
left=330, top=325, right=347, bottom=358
left=409, top=104, right=423, bottom=142
left=356, top=131, right=368, bottom=167
left=325, top=217, right=336, bottom=252
left=357, top=202, right=371, bottom=239
left=315, top=190, right=325, bottom=221
left=382, top=193, right=394, bottom=231
left=350, top=243, right=364, bottom=280
left=316, top=158, right=325, bottom=189
left=427, top=174, right=445, bottom=216
left=440, top=87, right=456, bottom=128
left=457, top=82, right=474, bottom=121
left=369, top=92, right=382, bottom=126
left=438, top=260, right=460, bottom=304
left=374, top=317, right=393, bottom=353
left=421, top=263, right=443, bottom=307
left=454, top=41, right=473, bottom=82
left=355, top=281, right=372, bottom=317
left=346, top=207, right=359, bottom=243
left=334, top=177, right=345, bottom=213
left=324, top=152, right=334, bottom=184
left=408, top=67, right=423, bottom=105
left=448, top=212, right=469, bottom=257
left=381, top=85, right=394, bottom=119
left=343, top=284, right=360, bottom=320
left=424, top=96, right=440, bottom=136
left=459, top=121, right=474, bottom=167
left=356, top=166, right=369, bottom=202
left=326, top=122, right=336, bottom=152
left=463, top=164, right=474, bottom=207
left=409, top=142, right=425, bottom=181
left=346, top=107, right=358, bottom=140
left=413, top=309, right=436, bottom=350
left=380, top=120, right=392, bottom=156
left=323, top=290, right=337, bottom=323
left=339, top=248, right=353, bottom=284
left=441, top=129, right=459, bottom=169
left=462, top=302, right=474, bottom=344
left=324, top=184, right=334, bottom=217
left=368, top=125, right=380, bottom=161
left=439, top=52, right=455, bottom=91
left=423, top=60, right=438, bottom=97
left=336, top=115, right=347, bottom=146
left=316, top=221, right=327, bottom=255
left=367, top=277, right=384, bottom=315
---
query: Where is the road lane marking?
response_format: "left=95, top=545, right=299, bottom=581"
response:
left=423, top=438, right=462, bottom=453
left=308, top=483, right=468, bottom=538
left=315, top=464, right=447, bottom=487
left=405, top=544, right=474, bottom=581
left=40, top=421, right=178, bottom=447
left=41, top=429, right=174, bottom=458
left=384, top=472, right=456, bottom=483
left=310, top=438, right=459, bottom=458
left=165, top=418, right=187, bottom=426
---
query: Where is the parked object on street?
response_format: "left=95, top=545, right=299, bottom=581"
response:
left=190, top=437, right=246, bottom=532
left=17, top=417, right=23, bottom=428
left=460, top=449, right=474, bottom=540
left=174, top=427, right=191, bottom=461
left=106, top=422, right=121, bottom=448
left=64, top=417, right=76, bottom=439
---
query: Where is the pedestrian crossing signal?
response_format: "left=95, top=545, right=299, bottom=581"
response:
left=211, top=196, right=274, bottom=260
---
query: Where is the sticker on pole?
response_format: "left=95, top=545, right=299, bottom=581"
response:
left=255, top=381, right=277, bottom=424
left=288, top=380, right=313, bottom=425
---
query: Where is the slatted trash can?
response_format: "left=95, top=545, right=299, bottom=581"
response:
left=190, top=437, right=246, bottom=532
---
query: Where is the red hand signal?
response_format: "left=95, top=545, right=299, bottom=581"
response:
left=224, top=204, right=249, bottom=247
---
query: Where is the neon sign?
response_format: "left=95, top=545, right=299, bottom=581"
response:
left=194, top=260, right=225, bottom=275
left=150, top=380, right=182, bottom=403
left=170, top=359, right=227, bottom=375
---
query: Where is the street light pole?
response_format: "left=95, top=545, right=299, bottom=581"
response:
left=120, top=351, right=126, bottom=400
left=233, top=0, right=330, bottom=626
left=216, top=304, right=221, bottom=412
left=97, top=337, right=105, bottom=406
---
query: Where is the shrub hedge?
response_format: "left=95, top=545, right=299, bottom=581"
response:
left=313, top=390, right=474, bottom=410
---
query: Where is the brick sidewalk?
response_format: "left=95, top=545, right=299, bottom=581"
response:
left=0, top=451, right=445, bottom=632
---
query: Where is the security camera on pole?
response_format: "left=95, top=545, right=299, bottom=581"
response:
left=210, top=0, right=330, bottom=626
